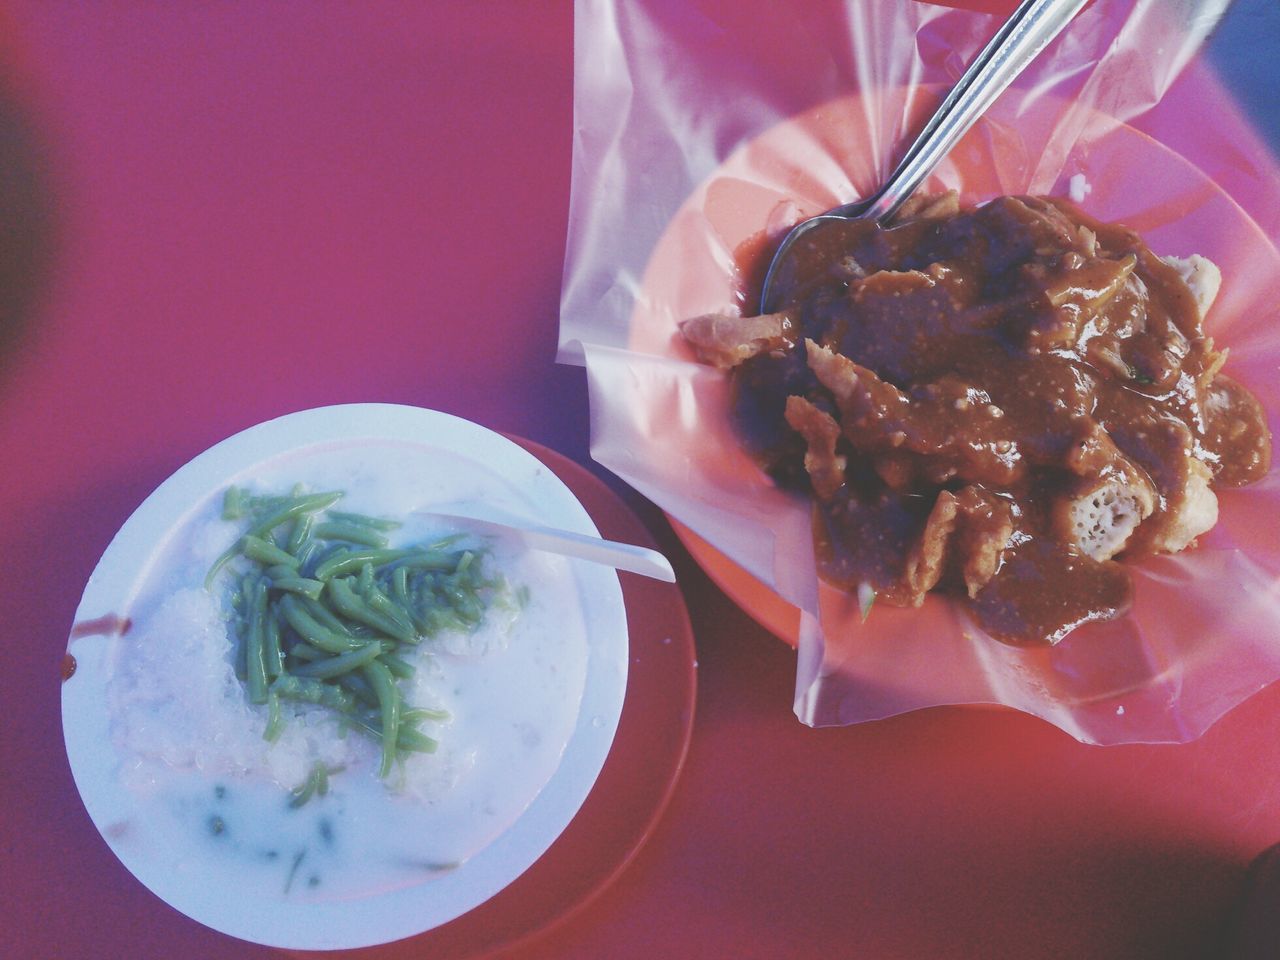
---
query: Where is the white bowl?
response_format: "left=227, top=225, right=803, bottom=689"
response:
left=62, top=404, right=629, bottom=950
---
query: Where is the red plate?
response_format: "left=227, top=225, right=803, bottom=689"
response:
left=623, top=92, right=1280, bottom=743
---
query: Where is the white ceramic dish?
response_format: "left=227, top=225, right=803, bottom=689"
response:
left=62, top=404, right=629, bottom=950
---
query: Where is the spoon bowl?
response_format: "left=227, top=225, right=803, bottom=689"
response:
left=759, top=0, right=1089, bottom=314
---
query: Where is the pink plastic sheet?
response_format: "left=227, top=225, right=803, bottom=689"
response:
left=559, top=0, right=1280, bottom=744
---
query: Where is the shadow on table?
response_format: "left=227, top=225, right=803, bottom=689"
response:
left=1216, top=843, right=1280, bottom=960
left=0, top=69, right=56, bottom=386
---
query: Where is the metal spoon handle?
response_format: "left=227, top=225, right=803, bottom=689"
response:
left=757, top=0, right=1087, bottom=314
left=855, top=0, right=1087, bottom=224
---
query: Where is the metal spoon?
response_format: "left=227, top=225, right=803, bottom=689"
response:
left=759, top=0, right=1088, bottom=314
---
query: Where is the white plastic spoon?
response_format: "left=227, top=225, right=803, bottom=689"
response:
left=416, top=509, right=676, bottom=582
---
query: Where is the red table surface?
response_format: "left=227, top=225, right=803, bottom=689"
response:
left=3, top=3, right=1279, bottom=959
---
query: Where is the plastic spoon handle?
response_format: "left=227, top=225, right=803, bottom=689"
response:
left=423, top=512, right=677, bottom=582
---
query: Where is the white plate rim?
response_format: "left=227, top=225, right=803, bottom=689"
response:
left=61, top=403, right=630, bottom=950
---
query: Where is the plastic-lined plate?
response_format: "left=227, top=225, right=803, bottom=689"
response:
left=62, top=404, right=629, bottom=950
left=621, top=92, right=1280, bottom=743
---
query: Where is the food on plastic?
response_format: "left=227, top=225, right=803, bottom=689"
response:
left=681, top=193, right=1272, bottom=644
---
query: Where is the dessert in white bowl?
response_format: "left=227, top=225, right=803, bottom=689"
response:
left=63, top=404, right=629, bottom=950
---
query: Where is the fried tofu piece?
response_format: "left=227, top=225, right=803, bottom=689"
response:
left=784, top=395, right=846, bottom=500
left=679, top=311, right=792, bottom=370
left=1163, top=253, right=1222, bottom=320
left=903, top=491, right=959, bottom=603
left=952, top=487, right=1016, bottom=597
left=1164, top=252, right=1228, bottom=391
left=1057, top=474, right=1156, bottom=561
left=1054, top=421, right=1156, bottom=561
left=893, top=189, right=961, bottom=223
left=1149, top=457, right=1218, bottom=554
left=902, top=486, right=1014, bottom=604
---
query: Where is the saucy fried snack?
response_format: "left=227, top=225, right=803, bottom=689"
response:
left=680, top=194, right=1272, bottom=644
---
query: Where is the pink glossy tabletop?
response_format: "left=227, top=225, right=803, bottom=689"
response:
left=4, top=3, right=1280, bottom=959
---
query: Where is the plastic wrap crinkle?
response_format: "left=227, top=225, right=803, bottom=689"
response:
left=559, top=0, right=1280, bottom=744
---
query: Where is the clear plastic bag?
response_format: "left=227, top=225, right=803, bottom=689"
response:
left=560, top=0, right=1280, bottom=744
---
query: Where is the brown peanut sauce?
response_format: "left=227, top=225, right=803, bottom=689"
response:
left=727, top=195, right=1271, bottom=645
